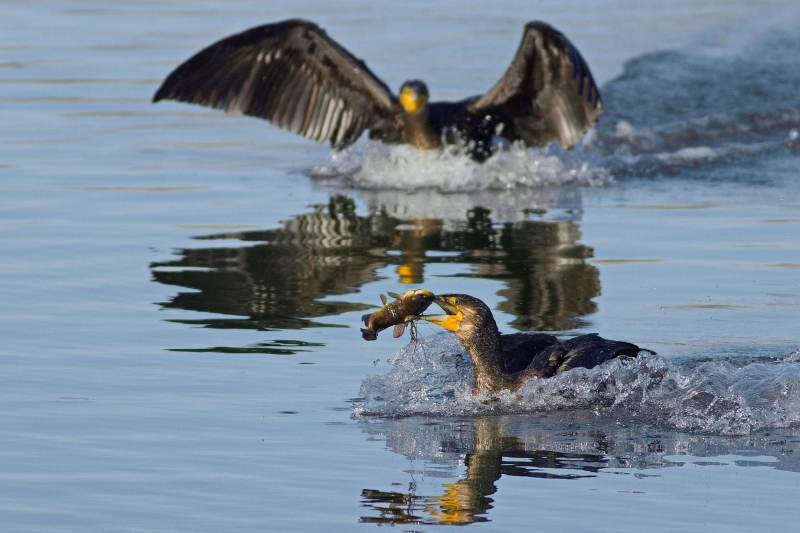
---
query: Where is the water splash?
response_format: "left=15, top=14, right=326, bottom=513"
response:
left=312, top=140, right=612, bottom=191
left=353, top=333, right=800, bottom=435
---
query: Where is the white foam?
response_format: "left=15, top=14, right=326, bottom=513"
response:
left=656, top=146, right=717, bottom=161
left=312, top=140, right=612, bottom=192
left=614, top=120, right=639, bottom=139
left=353, top=332, right=800, bottom=435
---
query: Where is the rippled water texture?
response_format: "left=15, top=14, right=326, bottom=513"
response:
left=2, top=1, right=800, bottom=531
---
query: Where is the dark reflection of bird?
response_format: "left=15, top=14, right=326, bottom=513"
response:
left=359, top=417, right=624, bottom=525
left=152, top=19, right=601, bottom=160
left=420, top=294, right=650, bottom=394
left=151, top=195, right=602, bottom=339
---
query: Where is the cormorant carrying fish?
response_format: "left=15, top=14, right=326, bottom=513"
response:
left=360, top=291, right=652, bottom=395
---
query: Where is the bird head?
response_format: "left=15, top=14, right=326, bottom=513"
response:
left=398, top=80, right=429, bottom=113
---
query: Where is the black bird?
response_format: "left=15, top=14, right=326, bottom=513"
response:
left=152, top=19, right=602, bottom=161
left=419, top=294, right=650, bottom=394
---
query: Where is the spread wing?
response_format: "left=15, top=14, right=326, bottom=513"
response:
left=467, top=21, right=602, bottom=148
left=153, top=19, right=402, bottom=149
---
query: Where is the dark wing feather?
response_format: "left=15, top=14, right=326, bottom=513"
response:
left=499, top=332, right=559, bottom=374
left=524, top=333, right=645, bottom=378
left=553, top=334, right=645, bottom=374
left=153, top=19, right=402, bottom=148
left=467, top=21, right=602, bottom=148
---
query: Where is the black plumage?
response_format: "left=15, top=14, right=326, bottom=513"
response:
left=153, top=19, right=602, bottom=160
left=420, top=294, right=651, bottom=394
left=500, top=332, right=645, bottom=377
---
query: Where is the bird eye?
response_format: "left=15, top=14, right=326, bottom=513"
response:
left=452, top=298, right=460, bottom=305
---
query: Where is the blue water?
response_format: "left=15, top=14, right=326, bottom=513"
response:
left=2, top=0, right=800, bottom=531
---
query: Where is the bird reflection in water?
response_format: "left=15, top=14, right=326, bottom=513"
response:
left=358, top=416, right=800, bottom=525
left=150, top=195, right=600, bottom=352
left=359, top=417, right=607, bottom=525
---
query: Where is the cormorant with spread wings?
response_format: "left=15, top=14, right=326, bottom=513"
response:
left=153, top=19, right=601, bottom=161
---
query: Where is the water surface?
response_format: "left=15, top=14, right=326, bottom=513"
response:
left=1, top=1, right=800, bottom=531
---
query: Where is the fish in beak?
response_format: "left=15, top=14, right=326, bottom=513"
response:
left=360, top=289, right=435, bottom=340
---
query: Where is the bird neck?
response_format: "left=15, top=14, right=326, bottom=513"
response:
left=402, top=108, right=442, bottom=150
left=455, top=312, right=517, bottom=394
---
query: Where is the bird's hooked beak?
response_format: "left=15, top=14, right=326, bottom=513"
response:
left=418, top=295, right=463, bottom=331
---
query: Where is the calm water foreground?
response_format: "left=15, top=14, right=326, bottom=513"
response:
left=2, top=1, right=800, bottom=531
